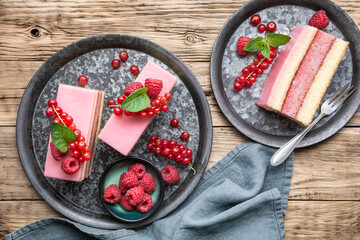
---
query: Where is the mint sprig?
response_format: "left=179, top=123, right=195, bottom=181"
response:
left=121, top=88, right=150, bottom=112
left=243, top=33, right=291, bottom=59
left=51, top=122, right=78, bottom=153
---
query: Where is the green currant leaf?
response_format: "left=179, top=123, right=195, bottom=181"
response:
left=267, top=33, right=291, bottom=47
left=243, top=37, right=264, bottom=52
left=261, top=42, right=271, bottom=59
left=51, top=122, right=78, bottom=153
left=121, top=88, right=150, bottom=112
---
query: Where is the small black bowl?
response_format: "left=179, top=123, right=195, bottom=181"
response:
left=99, top=157, right=165, bottom=223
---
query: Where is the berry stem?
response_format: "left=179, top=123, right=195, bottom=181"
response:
left=52, top=105, right=66, bottom=126
left=108, top=104, right=122, bottom=108
left=246, top=58, right=266, bottom=80
left=189, top=163, right=196, bottom=175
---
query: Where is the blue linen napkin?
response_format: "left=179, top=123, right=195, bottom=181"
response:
left=5, top=142, right=293, bottom=240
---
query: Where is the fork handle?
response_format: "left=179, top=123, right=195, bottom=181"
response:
left=270, top=113, right=325, bottom=166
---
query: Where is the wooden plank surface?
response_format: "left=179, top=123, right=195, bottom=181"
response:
left=1, top=0, right=360, bottom=239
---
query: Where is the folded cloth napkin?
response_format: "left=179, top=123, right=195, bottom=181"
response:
left=5, top=142, right=293, bottom=240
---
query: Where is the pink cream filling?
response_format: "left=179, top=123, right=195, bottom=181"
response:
left=281, top=31, right=336, bottom=118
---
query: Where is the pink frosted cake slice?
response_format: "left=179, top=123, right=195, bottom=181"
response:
left=44, top=85, right=105, bottom=182
left=257, top=25, right=318, bottom=112
left=98, top=61, right=177, bottom=156
left=257, top=25, right=349, bottom=126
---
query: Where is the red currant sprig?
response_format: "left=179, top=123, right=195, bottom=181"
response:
left=45, top=99, right=92, bottom=163
left=234, top=49, right=277, bottom=91
left=147, top=136, right=196, bottom=174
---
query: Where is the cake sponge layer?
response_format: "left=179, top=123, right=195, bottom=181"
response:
left=296, top=38, right=349, bottom=125
left=257, top=25, right=318, bottom=112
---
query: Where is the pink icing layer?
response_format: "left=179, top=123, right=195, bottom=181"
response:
left=98, top=61, right=177, bottom=156
left=44, top=85, right=98, bottom=182
left=257, top=26, right=309, bottom=108
left=281, top=30, right=336, bottom=118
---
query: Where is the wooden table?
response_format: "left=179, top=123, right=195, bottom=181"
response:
left=1, top=0, right=360, bottom=239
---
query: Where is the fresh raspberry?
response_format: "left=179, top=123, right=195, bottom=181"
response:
left=138, top=173, right=156, bottom=194
left=145, top=78, right=163, bottom=100
left=237, top=36, right=252, bottom=56
left=309, top=10, right=329, bottom=29
left=61, top=157, right=80, bottom=175
left=119, top=184, right=129, bottom=194
left=120, top=194, right=134, bottom=210
left=136, top=193, right=153, bottom=213
left=50, top=142, right=66, bottom=161
left=161, top=165, right=181, bottom=184
left=119, top=171, right=139, bottom=189
left=103, top=184, right=121, bottom=204
left=124, top=82, right=144, bottom=96
left=125, top=186, right=145, bottom=206
left=128, top=163, right=146, bottom=180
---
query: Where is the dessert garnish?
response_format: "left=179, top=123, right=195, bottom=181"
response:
left=130, top=65, right=139, bottom=75
left=161, top=165, right=181, bottom=184
left=119, top=51, right=129, bottom=61
left=111, top=59, right=121, bottom=69
left=103, top=184, right=121, bottom=204
left=309, top=10, right=329, bottom=29
left=77, top=75, right=88, bottom=86
left=170, top=118, right=179, bottom=127
left=147, top=136, right=196, bottom=174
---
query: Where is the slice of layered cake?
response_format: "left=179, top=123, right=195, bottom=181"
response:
left=257, top=25, right=349, bottom=126
left=44, top=85, right=105, bottom=181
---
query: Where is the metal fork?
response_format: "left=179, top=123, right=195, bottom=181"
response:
left=271, top=83, right=356, bottom=166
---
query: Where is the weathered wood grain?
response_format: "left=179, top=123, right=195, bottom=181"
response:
left=1, top=200, right=360, bottom=239
left=2, top=126, right=360, bottom=201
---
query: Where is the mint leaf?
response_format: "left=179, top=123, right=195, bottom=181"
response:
left=267, top=33, right=291, bottom=47
left=51, top=122, right=77, bottom=153
left=261, top=43, right=271, bottom=59
left=243, top=37, right=264, bottom=52
left=121, top=88, right=150, bottom=112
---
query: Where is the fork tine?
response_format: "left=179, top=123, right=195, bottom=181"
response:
left=332, top=86, right=356, bottom=110
left=325, top=82, right=350, bottom=104
left=330, top=85, right=355, bottom=107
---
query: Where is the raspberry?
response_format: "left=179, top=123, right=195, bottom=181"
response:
left=161, top=165, right=181, bottom=184
left=119, top=183, right=129, bottom=194
left=120, top=194, right=134, bottom=210
left=103, top=184, right=121, bottom=204
left=119, top=171, right=139, bottom=189
left=145, top=78, right=163, bottom=100
left=61, top=157, right=80, bottom=175
left=309, top=10, right=329, bottom=29
left=125, top=186, right=145, bottom=206
left=128, top=163, right=146, bottom=180
left=124, top=82, right=144, bottom=96
left=237, top=36, right=252, bottom=56
left=50, top=142, right=66, bottom=161
left=136, top=193, right=153, bottom=213
left=138, top=173, right=156, bottom=194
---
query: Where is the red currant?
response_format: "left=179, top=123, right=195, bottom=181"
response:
left=253, top=58, right=260, bottom=65
left=68, top=142, right=77, bottom=151
left=175, top=155, right=183, bottom=165
left=74, top=129, right=81, bottom=139
left=82, top=152, right=91, bottom=161
left=270, top=46, right=278, bottom=51
left=154, top=108, right=161, bottom=115
left=72, top=150, right=81, bottom=158
left=117, top=95, right=127, bottom=104
left=249, top=64, right=257, bottom=72
left=153, top=99, right=161, bottom=107
left=244, top=81, right=252, bottom=88
left=167, top=154, right=174, bottom=160
left=111, top=59, right=121, bottom=69
left=267, top=21, right=277, bottom=32
left=172, top=147, right=180, bottom=156
left=270, top=50, right=277, bottom=59
left=180, top=132, right=190, bottom=141
left=259, top=61, right=269, bottom=70
left=168, top=140, right=177, bottom=149
left=79, top=136, right=85, bottom=142
left=84, top=145, right=90, bottom=152
left=124, top=110, right=132, bottom=116
left=250, top=15, right=261, bottom=26
left=149, top=136, right=157, bottom=142
left=257, top=52, right=264, bottom=59
left=147, top=142, right=154, bottom=149
left=154, top=147, right=162, bottom=154
left=119, top=51, right=129, bottom=61
left=160, top=139, right=169, bottom=148
left=47, top=99, right=58, bottom=108
left=258, top=24, right=266, bottom=33
left=77, top=141, right=86, bottom=151
left=140, top=112, right=148, bottom=119
left=161, top=105, right=169, bottom=112
left=242, top=67, right=250, bottom=76
left=65, top=116, right=73, bottom=125
left=108, top=99, right=116, bottom=106
left=265, top=58, right=273, bottom=64
left=178, top=144, right=186, bottom=151
left=46, top=107, right=54, bottom=117
left=234, top=82, right=243, bottom=91
left=78, top=75, right=88, bottom=86
left=249, top=77, right=256, bottom=83
left=164, top=93, right=172, bottom=100
left=170, top=118, right=179, bottom=127
left=180, top=150, right=188, bottom=158
left=55, top=106, right=62, bottom=114
left=186, top=149, right=193, bottom=158
left=161, top=148, right=171, bottom=157
left=53, top=117, right=61, bottom=124
left=60, top=112, right=68, bottom=119
left=251, top=73, right=258, bottom=78
left=181, top=157, right=191, bottom=165
left=256, top=68, right=263, bottom=75
left=114, top=107, right=123, bottom=116
left=148, top=111, right=154, bottom=117
left=78, top=157, right=85, bottom=163
left=130, top=65, right=139, bottom=75
left=68, top=123, right=76, bottom=131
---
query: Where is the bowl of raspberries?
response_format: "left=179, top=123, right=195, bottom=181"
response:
left=99, top=157, right=165, bottom=222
